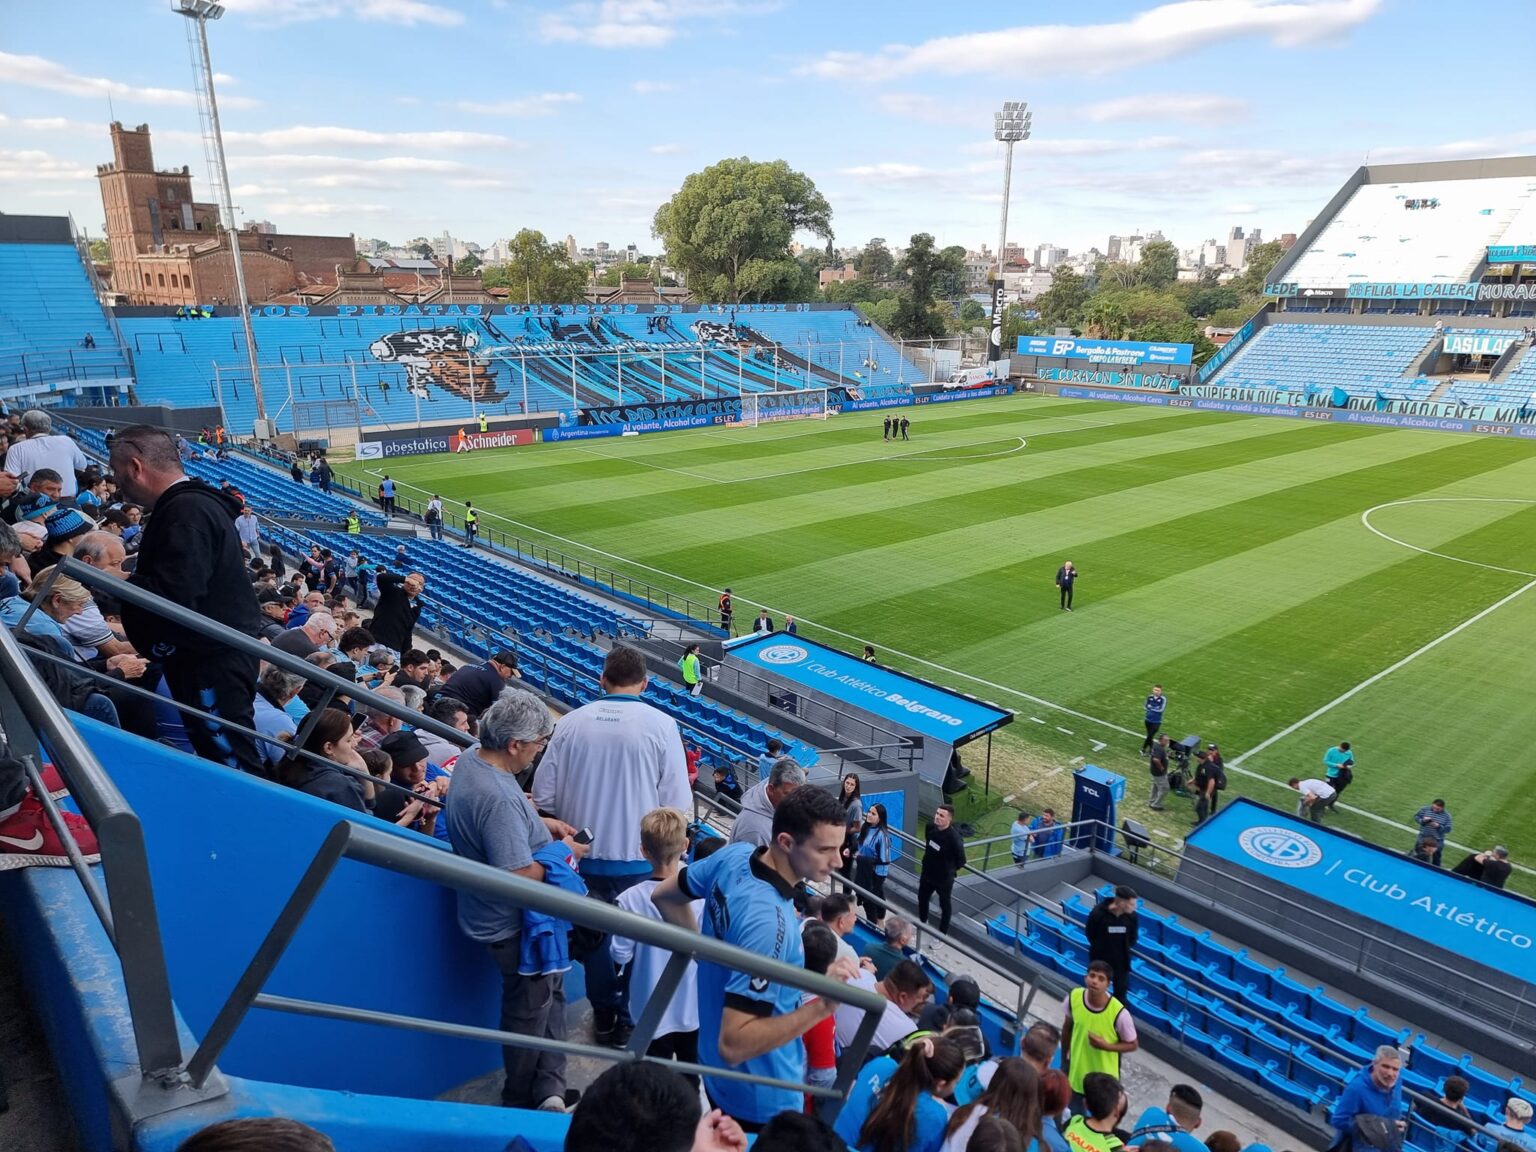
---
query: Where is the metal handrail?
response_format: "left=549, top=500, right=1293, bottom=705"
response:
left=0, top=621, right=184, bottom=1080
left=183, top=817, right=887, bottom=1116
left=884, top=820, right=1536, bottom=1042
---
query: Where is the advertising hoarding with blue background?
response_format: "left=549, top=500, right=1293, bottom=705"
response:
left=1018, top=336, right=1192, bottom=366
left=1488, top=245, right=1536, bottom=263
left=728, top=634, right=1011, bottom=744
left=1187, top=799, right=1536, bottom=982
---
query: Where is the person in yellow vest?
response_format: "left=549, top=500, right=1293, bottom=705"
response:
left=1061, top=961, right=1138, bottom=1106
left=462, top=501, right=478, bottom=548
left=345, top=511, right=360, bottom=534
left=1062, top=1072, right=1129, bottom=1152
left=478, top=412, right=488, bottom=433
left=456, top=427, right=470, bottom=453
left=679, top=642, right=703, bottom=697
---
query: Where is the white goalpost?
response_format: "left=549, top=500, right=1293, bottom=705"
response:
left=733, top=387, right=831, bottom=427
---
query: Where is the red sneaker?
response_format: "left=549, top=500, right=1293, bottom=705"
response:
left=0, top=792, right=101, bottom=870
left=39, top=762, right=68, bottom=800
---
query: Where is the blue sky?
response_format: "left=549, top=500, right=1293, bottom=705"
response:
left=2, top=0, right=1533, bottom=258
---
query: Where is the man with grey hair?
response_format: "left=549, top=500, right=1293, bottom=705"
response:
left=1329, top=1044, right=1407, bottom=1143
left=4, top=410, right=88, bottom=497
left=253, top=666, right=304, bottom=769
left=61, top=531, right=135, bottom=660
left=859, top=915, right=916, bottom=980
left=271, top=612, right=336, bottom=659
left=730, top=756, right=808, bottom=849
left=445, top=687, right=582, bottom=1113
left=354, top=685, right=405, bottom=752
left=1452, top=846, right=1513, bottom=890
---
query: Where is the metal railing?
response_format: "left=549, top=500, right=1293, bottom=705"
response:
left=5, top=558, right=890, bottom=1119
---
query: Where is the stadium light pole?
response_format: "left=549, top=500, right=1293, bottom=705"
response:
left=173, top=0, right=266, bottom=429
left=989, top=101, right=1031, bottom=365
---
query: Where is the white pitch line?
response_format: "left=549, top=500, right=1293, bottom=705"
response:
left=1090, top=740, right=1108, bottom=753
left=1029, top=717, right=1046, bottom=724
left=1055, top=726, right=1074, bottom=735
left=1360, top=497, right=1536, bottom=579
left=1069, top=756, right=1085, bottom=765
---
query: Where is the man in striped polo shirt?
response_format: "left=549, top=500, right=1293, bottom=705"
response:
left=1141, top=685, right=1166, bottom=754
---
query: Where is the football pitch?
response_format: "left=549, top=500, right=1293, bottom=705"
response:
left=339, top=393, right=1536, bottom=887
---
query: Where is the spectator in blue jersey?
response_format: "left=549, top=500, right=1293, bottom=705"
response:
left=1131, top=1085, right=1206, bottom=1152
left=1054, top=561, right=1077, bottom=612
left=1329, top=1045, right=1408, bottom=1149
left=835, top=1033, right=965, bottom=1152
left=1141, top=685, right=1166, bottom=754
left=652, top=784, right=861, bottom=1132
left=1486, top=1097, right=1536, bottom=1152
left=1412, top=800, right=1452, bottom=866
left=1030, top=809, right=1064, bottom=858
left=377, top=474, right=396, bottom=515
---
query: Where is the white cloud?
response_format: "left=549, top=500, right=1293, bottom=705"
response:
left=1075, top=93, right=1250, bottom=124
left=221, top=0, right=462, bottom=26
left=218, top=125, right=518, bottom=150
left=648, top=143, right=683, bottom=154
left=631, top=80, right=674, bottom=94
left=447, top=176, right=524, bottom=190
left=1365, top=131, right=1536, bottom=164
left=839, top=162, right=946, bottom=182
left=455, top=93, right=582, bottom=117
left=0, top=50, right=195, bottom=106
left=540, top=0, right=777, bottom=50
left=876, top=92, right=976, bottom=126
left=0, top=148, right=96, bottom=183
left=231, top=153, right=471, bottom=175
left=261, top=199, right=391, bottom=216
left=800, top=0, right=1382, bottom=80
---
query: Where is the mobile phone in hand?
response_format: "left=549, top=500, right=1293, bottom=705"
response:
left=573, top=828, right=594, bottom=846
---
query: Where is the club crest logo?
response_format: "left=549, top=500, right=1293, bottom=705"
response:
left=757, top=644, right=808, bottom=666
left=1238, top=826, right=1323, bottom=869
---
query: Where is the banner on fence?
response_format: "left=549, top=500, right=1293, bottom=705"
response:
left=356, top=427, right=535, bottom=458
left=1018, top=337, right=1192, bottom=366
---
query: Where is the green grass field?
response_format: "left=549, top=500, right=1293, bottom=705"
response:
left=338, top=393, right=1536, bottom=889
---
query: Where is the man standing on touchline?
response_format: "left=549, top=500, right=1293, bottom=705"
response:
left=1141, top=684, right=1166, bottom=754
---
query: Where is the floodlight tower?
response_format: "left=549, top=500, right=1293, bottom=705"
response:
left=989, top=101, right=1032, bottom=363
left=174, top=0, right=267, bottom=429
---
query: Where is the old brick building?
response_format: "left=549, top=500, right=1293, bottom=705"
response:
left=96, top=122, right=355, bottom=306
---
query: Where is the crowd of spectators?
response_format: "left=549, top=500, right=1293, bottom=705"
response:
left=3, top=411, right=1529, bottom=1152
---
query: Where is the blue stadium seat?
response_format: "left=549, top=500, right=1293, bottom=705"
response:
left=1193, top=933, right=1239, bottom=979
left=1408, top=1037, right=1463, bottom=1087
left=1307, top=989, right=1357, bottom=1037
left=1454, top=1058, right=1514, bottom=1114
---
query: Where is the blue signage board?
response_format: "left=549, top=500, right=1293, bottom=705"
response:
left=1055, top=386, right=1536, bottom=439
left=1188, top=799, right=1536, bottom=981
left=1018, top=337, right=1191, bottom=366
left=728, top=634, right=1012, bottom=744
left=1344, top=282, right=1479, bottom=300
left=540, top=424, right=624, bottom=442
left=1488, top=245, right=1536, bottom=264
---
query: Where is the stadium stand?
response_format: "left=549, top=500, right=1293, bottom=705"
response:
left=113, top=306, right=916, bottom=432
left=0, top=219, right=132, bottom=399
left=1206, top=324, right=1445, bottom=400
left=1280, top=175, right=1536, bottom=289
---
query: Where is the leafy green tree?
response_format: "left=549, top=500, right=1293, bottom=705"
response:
left=1231, top=240, right=1286, bottom=296
left=1002, top=304, right=1049, bottom=345
left=597, top=261, right=655, bottom=287
left=858, top=297, right=901, bottom=330
left=890, top=233, right=948, bottom=340
left=958, top=299, right=987, bottom=328
left=1082, top=296, right=1129, bottom=339
left=1035, top=266, right=1090, bottom=329
left=453, top=253, right=482, bottom=275
left=932, top=245, right=970, bottom=300
left=1136, top=240, right=1179, bottom=290
left=857, top=238, right=895, bottom=282
left=823, top=279, right=897, bottom=305
left=1185, top=284, right=1241, bottom=318
left=481, top=229, right=588, bottom=303
left=411, top=242, right=435, bottom=260
left=87, top=238, right=111, bottom=262
left=653, top=157, right=833, bottom=302
left=1207, top=304, right=1259, bottom=328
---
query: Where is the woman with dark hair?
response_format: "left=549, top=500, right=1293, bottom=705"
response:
left=267, top=541, right=285, bottom=579
left=855, top=802, right=894, bottom=927
left=843, top=1035, right=965, bottom=1152
left=839, top=772, right=864, bottom=884
left=280, top=707, right=368, bottom=813
left=966, top=1116, right=1025, bottom=1152
left=943, top=1058, right=1042, bottom=1152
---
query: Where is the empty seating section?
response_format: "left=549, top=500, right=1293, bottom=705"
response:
left=0, top=243, right=131, bottom=391
left=115, top=308, right=917, bottom=434
left=1446, top=343, right=1536, bottom=407
left=1282, top=177, right=1536, bottom=289
left=1209, top=324, right=1448, bottom=400
left=264, top=523, right=818, bottom=769
left=986, top=888, right=1530, bottom=1126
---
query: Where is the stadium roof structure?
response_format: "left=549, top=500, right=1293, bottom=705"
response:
left=1265, top=155, right=1536, bottom=295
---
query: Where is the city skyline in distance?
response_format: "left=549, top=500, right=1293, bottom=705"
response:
left=3, top=0, right=1535, bottom=259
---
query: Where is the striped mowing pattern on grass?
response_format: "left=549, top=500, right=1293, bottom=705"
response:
left=341, top=393, right=1536, bottom=876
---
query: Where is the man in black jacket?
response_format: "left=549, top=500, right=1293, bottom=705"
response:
left=917, top=803, right=967, bottom=935
left=1085, top=885, right=1139, bottom=1004
left=110, top=425, right=266, bottom=776
left=370, top=569, right=423, bottom=654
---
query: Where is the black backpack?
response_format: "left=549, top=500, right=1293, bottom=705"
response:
left=1212, top=761, right=1228, bottom=791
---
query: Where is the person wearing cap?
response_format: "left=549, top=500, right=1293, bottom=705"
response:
left=15, top=468, right=63, bottom=525
left=1487, top=1097, right=1536, bottom=1152
left=917, top=972, right=981, bottom=1034
left=40, top=508, right=99, bottom=566
left=255, top=588, right=290, bottom=641
left=374, top=730, right=441, bottom=834
left=3, top=410, right=88, bottom=498
left=443, top=649, right=522, bottom=718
